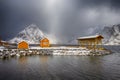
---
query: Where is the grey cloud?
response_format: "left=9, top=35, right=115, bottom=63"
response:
left=1, top=0, right=120, bottom=43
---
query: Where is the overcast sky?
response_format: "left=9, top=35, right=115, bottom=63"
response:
left=0, top=0, right=120, bottom=43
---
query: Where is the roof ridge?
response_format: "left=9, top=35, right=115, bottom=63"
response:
left=77, top=35, right=103, bottom=39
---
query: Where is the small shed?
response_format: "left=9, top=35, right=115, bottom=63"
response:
left=0, top=40, right=9, bottom=46
left=18, top=41, right=29, bottom=49
left=40, top=38, right=50, bottom=47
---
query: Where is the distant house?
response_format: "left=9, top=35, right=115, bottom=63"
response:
left=77, top=35, right=104, bottom=50
left=40, top=38, right=50, bottom=47
left=0, top=40, right=9, bottom=46
left=18, top=41, right=29, bottom=49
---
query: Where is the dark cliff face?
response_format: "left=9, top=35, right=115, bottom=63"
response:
left=101, top=26, right=114, bottom=39
left=112, top=24, right=120, bottom=34
left=99, top=24, right=120, bottom=45
left=16, top=24, right=44, bottom=40
left=9, top=24, right=46, bottom=44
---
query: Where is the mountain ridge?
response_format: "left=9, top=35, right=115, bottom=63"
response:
left=9, top=24, right=54, bottom=44
left=94, top=24, right=120, bottom=45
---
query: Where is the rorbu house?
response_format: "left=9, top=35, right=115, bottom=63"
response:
left=18, top=41, right=29, bottom=49
left=77, top=35, right=104, bottom=50
left=40, top=38, right=50, bottom=47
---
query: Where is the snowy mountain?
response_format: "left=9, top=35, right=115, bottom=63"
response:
left=9, top=24, right=57, bottom=44
left=95, top=24, right=120, bottom=45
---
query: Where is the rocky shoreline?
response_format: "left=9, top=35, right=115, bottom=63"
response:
left=0, top=47, right=111, bottom=59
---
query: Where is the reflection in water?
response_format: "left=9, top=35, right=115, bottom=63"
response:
left=39, top=56, right=48, bottom=64
left=39, top=56, right=49, bottom=79
left=39, top=56, right=48, bottom=71
left=87, top=56, right=104, bottom=79
left=18, top=56, right=28, bottom=65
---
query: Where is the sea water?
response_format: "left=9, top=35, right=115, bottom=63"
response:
left=0, top=46, right=120, bottom=80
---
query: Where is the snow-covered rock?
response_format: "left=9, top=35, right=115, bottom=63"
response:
left=9, top=24, right=45, bottom=44
left=93, top=24, right=120, bottom=45
left=9, top=24, right=57, bottom=44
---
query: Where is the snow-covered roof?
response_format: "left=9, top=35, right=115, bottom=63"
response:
left=1, top=40, right=8, bottom=43
left=16, top=40, right=29, bottom=45
left=1, top=40, right=6, bottom=42
left=40, top=37, right=49, bottom=40
left=77, top=35, right=103, bottom=40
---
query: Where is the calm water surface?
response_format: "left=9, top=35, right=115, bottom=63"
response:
left=0, top=46, right=120, bottom=80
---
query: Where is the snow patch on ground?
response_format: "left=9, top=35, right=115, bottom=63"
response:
left=0, top=46, right=5, bottom=51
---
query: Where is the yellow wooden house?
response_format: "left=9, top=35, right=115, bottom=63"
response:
left=77, top=35, right=104, bottom=50
left=18, top=41, right=29, bottom=49
left=40, top=38, right=50, bottom=47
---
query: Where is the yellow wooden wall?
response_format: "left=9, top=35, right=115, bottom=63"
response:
left=78, top=37, right=103, bottom=50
